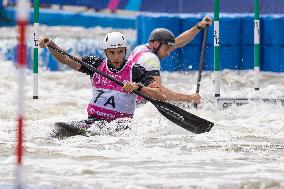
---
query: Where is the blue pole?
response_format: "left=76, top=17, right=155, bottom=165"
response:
left=0, top=0, right=3, bottom=27
left=0, top=0, right=3, bottom=12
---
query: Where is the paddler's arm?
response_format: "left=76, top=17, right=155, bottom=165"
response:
left=123, top=81, right=166, bottom=101
left=153, top=76, right=201, bottom=103
left=124, top=64, right=166, bottom=101
left=39, top=36, right=82, bottom=71
left=170, top=16, right=212, bottom=51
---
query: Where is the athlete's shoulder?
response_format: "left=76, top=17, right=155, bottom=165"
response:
left=132, top=44, right=148, bottom=52
left=82, top=55, right=104, bottom=64
left=81, top=55, right=105, bottom=68
left=79, top=55, right=105, bottom=76
left=137, top=52, right=160, bottom=71
left=131, top=64, right=155, bottom=86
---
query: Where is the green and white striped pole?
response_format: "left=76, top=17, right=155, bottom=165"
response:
left=33, top=0, right=39, bottom=99
left=214, top=0, right=220, bottom=97
left=254, top=0, right=260, bottom=90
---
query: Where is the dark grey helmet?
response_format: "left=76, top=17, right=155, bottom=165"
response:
left=148, top=28, right=175, bottom=46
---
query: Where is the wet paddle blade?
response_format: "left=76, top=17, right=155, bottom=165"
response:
left=152, top=100, right=214, bottom=134
left=52, top=119, right=99, bottom=138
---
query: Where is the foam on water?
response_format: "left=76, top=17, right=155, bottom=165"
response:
left=1, top=25, right=284, bottom=188
left=1, top=60, right=283, bottom=189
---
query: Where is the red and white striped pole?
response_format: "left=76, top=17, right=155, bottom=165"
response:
left=16, top=0, right=29, bottom=188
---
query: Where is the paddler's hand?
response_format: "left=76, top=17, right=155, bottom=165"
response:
left=196, top=16, right=212, bottom=29
left=187, top=93, right=201, bottom=104
left=123, top=82, right=141, bottom=92
left=39, top=36, right=52, bottom=48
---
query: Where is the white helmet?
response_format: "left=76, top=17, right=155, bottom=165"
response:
left=103, top=32, right=128, bottom=50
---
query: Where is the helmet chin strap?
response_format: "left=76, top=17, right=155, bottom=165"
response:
left=152, top=43, right=163, bottom=58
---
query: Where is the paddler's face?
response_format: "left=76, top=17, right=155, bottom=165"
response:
left=153, top=41, right=172, bottom=60
left=105, top=47, right=126, bottom=69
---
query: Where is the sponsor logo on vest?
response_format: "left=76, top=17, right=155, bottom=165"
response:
left=90, top=108, right=116, bottom=119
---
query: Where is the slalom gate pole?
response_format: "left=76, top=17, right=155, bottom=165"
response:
left=254, top=0, right=260, bottom=90
left=33, top=0, right=39, bottom=99
left=214, top=0, right=220, bottom=97
left=214, top=0, right=261, bottom=96
left=214, top=1, right=283, bottom=108
left=16, top=0, right=29, bottom=188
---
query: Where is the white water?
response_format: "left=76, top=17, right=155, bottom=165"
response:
left=1, top=61, right=284, bottom=189
left=1, top=26, right=284, bottom=189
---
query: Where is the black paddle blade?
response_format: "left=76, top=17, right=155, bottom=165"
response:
left=152, top=100, right=214, bottom=134
left=52, top=119, right=100, bottom=138
left=52, top=121, right=91, bottom=138
left=52, top=119, right=131, bottom=138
